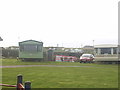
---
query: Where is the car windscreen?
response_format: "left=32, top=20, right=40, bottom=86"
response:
left=82, top=55, right=90, bottom=57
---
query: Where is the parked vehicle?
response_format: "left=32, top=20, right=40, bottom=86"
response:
left=55, top=55, right=78, bottom=62
left=80, top=54, right=94, bottom=63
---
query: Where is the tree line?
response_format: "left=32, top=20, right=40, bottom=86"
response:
left=1, top=47, right=94, bottom=59
left=2, top=47, right=19, bottom=58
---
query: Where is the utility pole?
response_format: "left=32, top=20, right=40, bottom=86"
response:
left=57, top=44, right=59, bottom=47
left=93, top=40, right=95, bottom=55
left=0, top=37, right=3, bottom=41
left=93, top=40, right=94, bottom=47
left=0, top=36, right=3, bottom=60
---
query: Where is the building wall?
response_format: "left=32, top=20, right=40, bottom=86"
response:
left=94, top=44, right=118, bottom=56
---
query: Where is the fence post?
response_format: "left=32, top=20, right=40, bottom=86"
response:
left=25, top=81, right=31, bottom=90
left=17, top=74, right=23, bottom=90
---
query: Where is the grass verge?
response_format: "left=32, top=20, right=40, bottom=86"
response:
left=1, top=59, right=118, bottom=68
left=2, top=66, right=118, bottom=88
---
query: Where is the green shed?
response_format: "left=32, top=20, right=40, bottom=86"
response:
left=19, top=40, right=43, bottom=61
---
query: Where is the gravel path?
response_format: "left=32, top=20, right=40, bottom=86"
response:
left=0, top=65, right=98, bottom=68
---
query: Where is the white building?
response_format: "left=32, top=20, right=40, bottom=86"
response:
left=94, top=44, right=118, bottom=55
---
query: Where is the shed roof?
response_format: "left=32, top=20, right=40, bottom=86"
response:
left=19, top=40, right=43, bottom=45
left=94, top=44, right=118, bottom=48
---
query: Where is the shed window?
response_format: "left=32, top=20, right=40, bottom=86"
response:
left=20, top=44, right=42, bottom=52
left=20, top=45, right=24, bottom=52
left=37, top=45, right=42, bottom=52
left=24, top=45, right=37, bottom=52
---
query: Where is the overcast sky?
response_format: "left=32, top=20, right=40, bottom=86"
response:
left=0, top=0, right=119, bottom=48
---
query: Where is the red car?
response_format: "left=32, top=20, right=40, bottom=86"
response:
left=80, top=54, right=94, bottom=63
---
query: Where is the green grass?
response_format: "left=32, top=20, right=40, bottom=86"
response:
left=1, top=59, right=118, bottom=68
left=1, top=59, right=119, bottom=88
left=2, top=59, right=83, bottom=66
left=2, top=66, right=118, bottom=88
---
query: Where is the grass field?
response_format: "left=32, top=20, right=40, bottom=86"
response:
left=1, top=59, right=119, bottom=88
left=1, top=59, right=118, bottom=67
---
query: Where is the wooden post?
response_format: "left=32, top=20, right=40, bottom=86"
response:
left=17, top=74, right=23, bottom=90
left=25, top=81, right=31, bottom=90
